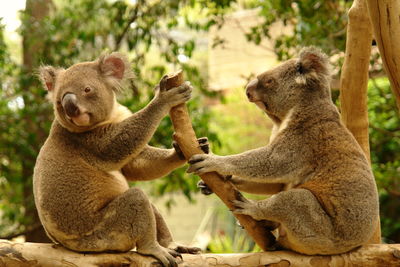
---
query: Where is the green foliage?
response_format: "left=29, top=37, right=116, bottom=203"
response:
left=229, top=0, right=351, bottom=61
left=207, top=230, right=261, bottom=253
left=0, top=23, right=30, bottom=235
left=368, top=78, right=400, bottom=243
left=209, top=87, right=271, bottom=156
left=205, top=203, right=262, bottom=253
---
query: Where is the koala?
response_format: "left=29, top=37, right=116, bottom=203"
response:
left=188, top=47, right=379, bottom=255
left=34, top=52, right=203, bottom=267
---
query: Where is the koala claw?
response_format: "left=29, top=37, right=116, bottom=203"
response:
left=173, top=137, right=209, bottom=160
left=188, top=154, right=207, bottom=164
left=232, top=199, right=262, bottom=220
left=197, top=137, right=209, bottom=154
left=167, top=248, right=183, bottom=259
left=159, top=75, right=169, bottom=91
left=197, top=180, right=213, bottom=195
left=171, top=244, right=201, bottom=254
left=138, top=245, right=178, bottom=267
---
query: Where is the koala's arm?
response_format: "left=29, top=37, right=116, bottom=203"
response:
left=230, top=176, right=284, bottom=195
left=90, top=100, right=168, bottom=166
left=122, top=145, right=185, bottom=181
left=87, top=82, right=191, bottom=168
left=188, top=143, right=306, bottom=184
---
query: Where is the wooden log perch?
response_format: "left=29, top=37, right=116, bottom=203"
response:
left=165, top=71, right=275, bottom=251
left=0, top=240, right=399, bottom=267
left=367, top=0, right=400, bottom=111
left=339, top=0, right=381, bottom=244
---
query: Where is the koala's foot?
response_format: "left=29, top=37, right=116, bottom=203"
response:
left=232, top=198, right=264, bottom=221
left=138, top=244, right=181, bottom=267
left=168, top=242, right=201, bottom=254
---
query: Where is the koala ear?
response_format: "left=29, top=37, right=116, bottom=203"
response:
left=98, top=52, right=132, bottom=91
left=297, top=47, right=330, bottom=76
left=38, top=66, right=60, bottom=92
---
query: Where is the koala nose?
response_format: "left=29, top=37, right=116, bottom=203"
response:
left=246, top=79, right=258, bottom=101
left=62, top=93, right=80, bottom=118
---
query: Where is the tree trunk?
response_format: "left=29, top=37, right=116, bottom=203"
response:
left=366, top=0, right=400, bottom=111
left=0, top=240, right=399, bottom=267
left=21, top=0, right=53, bottom=243
left=166, top=71, right=275, bottom=251
left=339, top=0, right=381, bottom=244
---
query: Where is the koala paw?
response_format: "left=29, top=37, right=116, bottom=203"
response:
left=173, top=137, right=209, bottom=160
left=138, top=245, right=180, bottom=267
left=197, top=180, right=213, bottom=195
left=232, top=199, right=264, bottom=221
left=168, top=242, right=201, bottom=254
left=156, top=75, right=192, bottom=109
left=187, top=154, right=220, bottom=175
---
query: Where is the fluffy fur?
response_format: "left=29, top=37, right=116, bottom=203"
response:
left=188, top=47, right=379, bottom=255
left=34, top=53, right=198, bottom=267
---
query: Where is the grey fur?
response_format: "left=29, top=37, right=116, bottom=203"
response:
left=188, top=47, right=379, bottom=255
left=34, top=53, right=199, bottom=267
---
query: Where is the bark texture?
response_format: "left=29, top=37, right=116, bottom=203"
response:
left=0, top=240, right=399, bottom=267
left=367, top=0, right=400, bottom=110
left=166, top=71, right=275, bottom=251
left=339, top=0, right=381, bottom=244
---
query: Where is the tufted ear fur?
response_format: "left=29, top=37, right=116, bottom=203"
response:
left=38, top=66, right=63, bottom=101
left=39, top=66, right=59, bottom=91
left=297, top=47, right=330, bottom=77
left=98, top=52, right=133, bottom=92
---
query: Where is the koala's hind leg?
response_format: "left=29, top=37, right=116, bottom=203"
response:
left=63, top=188, right=179, bottom=267
left=152, top=204, right=201, bottom=254
left=234, top=189, right=343, bottom=255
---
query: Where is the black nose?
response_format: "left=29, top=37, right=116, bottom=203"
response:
left=246, top=91, right=251, bottom=99
left=62, top=93, right=80, bottom=117
left=246, top=79, right=258, bottom=100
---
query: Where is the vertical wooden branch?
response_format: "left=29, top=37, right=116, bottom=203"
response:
left=340, top=0, right=372, bottom=162
left=367, top=0, right=400, bottom=111
left=339, top=0, right=381, bottom=243
left=166, top=71, right=274, bottom=251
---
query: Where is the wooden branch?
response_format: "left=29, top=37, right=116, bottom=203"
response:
left=366, top=0, right=400, bottom=111
left=166, top=71, right=275, bottom=251
left=114, top=3, right=140, bottom=51
left=1, top=240, right=399, bottom=267
left=339, top=0, right=372, bottom=163
left=339, top=0, right=382, bottom=244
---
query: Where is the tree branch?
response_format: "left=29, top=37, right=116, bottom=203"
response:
left=166, top=71, right=275, bottom=251
left=0, top=240, right=399, bottom=267
left=114, top=3, right=140, bottom=51
left=366, top=0, right=400, bottom=111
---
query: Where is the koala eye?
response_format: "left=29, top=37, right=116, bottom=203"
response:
left=296, top=62, right=304, bottom=74
left=265, top=78, right=274, bottom=85
left=84, top=87, right=92, bottom=93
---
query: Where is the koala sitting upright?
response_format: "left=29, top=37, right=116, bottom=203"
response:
left=34, top=52, right=201, bottom=267
left=188, top=47, right=379, bottom=255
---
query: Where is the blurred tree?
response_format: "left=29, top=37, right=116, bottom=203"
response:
left=0, top=0, right=231, bottom=241
left=238, top=0, right=351, bottom=61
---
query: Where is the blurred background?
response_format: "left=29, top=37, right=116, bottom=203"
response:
left=0, top=0, right=399, bottom=252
